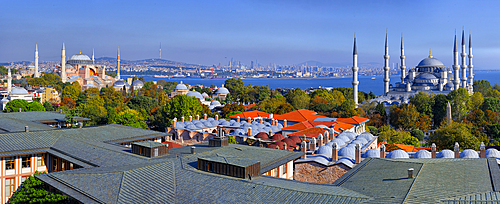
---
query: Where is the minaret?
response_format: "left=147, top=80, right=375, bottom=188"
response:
left=7, top=66, right=12, bottom=94
left=352, top=33, right=359, bottom=107
left=117, top=47, right=121, bottom=80
left=34, top=43, right=39, bottom=78
left=92, top=47, right=95, bottom=64
left=159, top=42, right=162, bottom=59
left=383, top=30, right=390, bottom=95
left=453, top=31, right=460, bottom=90
left=61, top=42, right=67, bottom=83
left=460, top=28, right=467, bottom=88
left=400, top=34, right=406, bottom=83
left=468, top=31, right=474, bottom=92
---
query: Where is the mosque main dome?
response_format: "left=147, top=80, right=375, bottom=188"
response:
left=67, top=52, right=93, bottom=65
left=417, top=57, right=445, bottom=67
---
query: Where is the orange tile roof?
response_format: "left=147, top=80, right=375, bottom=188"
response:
left=288, top=127, right=327, bottom=137
left=228, top=110, right=269, bottom=119
left=332, top=122, right=355, bottom=132
left=283, top=121, right=337, bottom=131
left=336, top=116, right=369, bottom=125
left=274, top=109, right=328, bottom=122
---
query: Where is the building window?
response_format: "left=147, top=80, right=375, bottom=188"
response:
left=37, top=154, right=46, bottom=166
left=53, top=158, right=58, bottom=172
left=5, top=178, right=15, bottom=197
left=22, top=155, right=31, bottom=168
left=283, top=163, right=287, bottom=175
left=22, top=176, right=29, bottom=183
left=5, top=157, right=15, bottom=170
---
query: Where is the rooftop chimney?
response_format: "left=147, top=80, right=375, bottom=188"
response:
left=248, top=117, right=251, bottom=123
left=215, top=115, right=219, bottom=121
left=191, top=146, right=196, bottom=154
left=181, top=116, right=185, bottom=123
left=237, top=116, right=240, bottom=122
left=189, top=116, right=193, bottom=121
left=204, top=113, right=207, bottom=120
left=172, top=118, right=177, bottom=127
left=480, top=142, right=485, bottom=158
left=19, top=108, right=22, bottom=112
left=454, top=142, right=460, bottom=158
left=283, top=142, right=288, bottom=151
left=59, top=109, right=63, bottom=113
left=431, top=143, right=436, bottom=158
left=247, top=127, right=252, bottom=137
left=301, top=141, right=307, bottom=159
left=318, top=134, right=323, bottom=147
left=25, top=126, right=29, bottom=132
left=332, top=142, right=338, bottom=161
left=259, top=118, right=263, bottom=123
left=324, top=132, right=329, bottom=144
left=196, top=115, right=200, bottom=120
left=311, top=137, right=317, bottom=151
left=269, top=113, right=273, bottom=119
left=380, top=144, right=385, bottom=158
left=284, top=119, right=287, bottom=127
left=78, top=122, right=83, bottom=128
left=408, top=168, right=414, bottom=178
left=355, top=143, right=361, bottom=163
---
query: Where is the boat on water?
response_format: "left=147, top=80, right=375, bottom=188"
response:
left=171, top=74, right=186, bottom=78
left=371, top=77, right=376, bottom=79
left=154, top=75, right=170, bottom=78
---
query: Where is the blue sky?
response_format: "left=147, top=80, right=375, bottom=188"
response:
left=1, top=0, right=499, bottom=69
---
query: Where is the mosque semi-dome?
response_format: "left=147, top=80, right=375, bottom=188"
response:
left=132, top=80, right=144, bottom=87
left=187, top=91, right=204, bottom=100
left=215, top=86, right=230, bottom=94
left=113, top=80, right=129, bottom=87
left=175, top=82, right=188, bottom=90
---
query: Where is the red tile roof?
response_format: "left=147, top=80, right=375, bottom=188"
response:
left=274, top=109, right=328, bottom=122
left=288, top=127, right=327, bottom=137
left=336, top=116, right=369, bottom=125
left=162, top=141, right=183, bottom=149
left=283, top=121, right=337, bottom=131
left=244, top=104, right=257, bottom=111
left=228, top=110, right=270, bottom=119
left=332, top=122, right=355, bottom=132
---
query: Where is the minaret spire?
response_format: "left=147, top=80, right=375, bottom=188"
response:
left=352, top=33, right=359, bottom=107
left=383, top=29, right=390, bottom=95
left=159, top=42, right=162, bottom=59
left=7, top=65, right=12, bottom=94
left=468, top=31, right=474, bottom=92
left=92, top=47, right=95, bottom=64
left=453, top=30, right=460, bottom=90
left=61, top=41, right=67, bottom=83
left=461, top=27, right=467, bottom=89
left=117, top=47, right=121, bottom=80
left=34, top=43, right=39, bottom=78
left=400, top=33, right=406, bottom=83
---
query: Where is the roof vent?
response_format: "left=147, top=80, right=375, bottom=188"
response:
left=408, top=168, right=414, bottom=178
left=209, top=127, right=229, bottom=147
left=131, top=141, right=168, bottom=157
left=191, top=146, right=196, bottom=154
left=25, top=126, right=29, bottom=132
left=198, top=156, right=260, bottom=179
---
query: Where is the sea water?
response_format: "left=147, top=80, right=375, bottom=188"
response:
left=131, top=71, right=500, bottom=96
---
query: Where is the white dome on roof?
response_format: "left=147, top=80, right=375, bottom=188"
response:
left=202, top=92, right=209, bottom=97
left=387, top=150, right=409, bottom=159
left=437, top=149, right=454, bottom=158
left=70, top=53, right=91, bottom=61
left=414, top=150, right=431, bottom=158
left=215, top=85, right=230, bottom=94
left=459, top=149, right=479, bottom=158
left=363, top=149, right=380, bottom=158
left=486, top=148, right=500, bottom=158
left=330, top=139, right=345, bottom=146
left=317, top=145, right=332, bottom=157
left=417, top=57, right=445, bottom=67
left=210, top=101, right=221, bottom=106
left=175, top=82, right=188, bottom=90
left=339, top=132, right=357, bottom=140
left=338, top=146, right=355, bottom=158
left=10, top=87, right=29, bottom=95
left=113, top=80, right=128, bottom=87
left=187, top=91, right=203, bottom=100
left=337, top=136, right=350, bottom=142
left=132, top=80, right=144, bottom=87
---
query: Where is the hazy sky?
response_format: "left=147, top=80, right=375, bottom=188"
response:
left=1, top=0, right=500, bottom=69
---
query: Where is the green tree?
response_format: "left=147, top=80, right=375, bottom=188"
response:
left=428, top=122, right=480, bottom=151
left=473, top=80, right=492, bottom=95
left=377, top=125, right=411, bottom=144
left=5, top=99, right=29, bottom=112
left=481, top=97, right=500, bottom=113
left=62, top=83, right=81, bottom=102
left=402, top=136, right=419, bottom=146
left=375, top=102, right=386, bottom=116
left=77, top=96, right=107, bottom=125
left=221, top=103, right=245, bottom=118
left=447, top=88, right=471, bottom=122
left=127, top=96, right=159, bottom=119
left=368, top=126, right=378, bottom=135
left=257, top=97, right=287, bottom=113
left=392, top=104, right=420, bottom=130
left=9, top=171, right=68, bottom=204
left=113, top=109, right=148, bottom=129
left=100, top=86, right=124, bottom=108
left=470, top=92, right=484, bottom=110
left=27, top=101, right=46, bottom=111
left=286, top=88, right=310, bottom=110
left=409, top=92, right=434, bottom=117
left=487, top=89, right=500, bottom=98
left=433, top=94, right=448, bottom=127
left=43, top=101, right=54, bottom=111
left=161, top=94, right=208, bottom=127
left=274, top=103, right=296, bottom=114
left=411, top=129, right=425, bottom=141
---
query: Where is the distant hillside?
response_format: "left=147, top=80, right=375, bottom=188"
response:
left=95, top=57, right=208, bottom=67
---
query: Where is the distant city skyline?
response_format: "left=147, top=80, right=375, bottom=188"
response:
left=1, top=0, right=500, bottom=69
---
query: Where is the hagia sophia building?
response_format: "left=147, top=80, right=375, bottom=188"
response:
left=54, top=42, right=122, bottom=89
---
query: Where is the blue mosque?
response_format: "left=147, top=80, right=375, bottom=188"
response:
left=366, top=29, right=474, bottom=104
